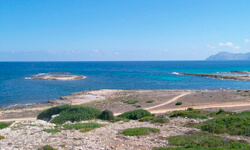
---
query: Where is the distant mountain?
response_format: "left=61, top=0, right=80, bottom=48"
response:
left=206, top=51, right=250, bottom=60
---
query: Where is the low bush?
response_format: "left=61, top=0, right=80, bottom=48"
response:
left=38, top=145, right=57, bottom=150
left=0, top=122, right=12, bottom=129
left=49, top=105, right=101, bottom=124
left=0, top=136, right=4, bottom=140
left=122, top=100, right=138, bottom=104
left=146, top=100, right=154, bottom=103
left=42, top=129, right=60, bottom=133
left=118, top=109, right=153, bottom=120
left=99, top=110, right=114, bottom=121
left=110, top=117, right=130, bottom=123
left=195, top=114, right=250, bottom=136
left=175, top=102, right=182, bottom=105
left=166, top=133, right=249, bottom=149
left=122, top=127, right=160, bottom=136
left=63, top=123, right=104, bottom=132
left=166, top=109, right=236, bottom=119
left=151, top=118, right=169, bottom=124
left=139, top=116, right=155, bottom=122
left=37, top=104, right=72, bottom=120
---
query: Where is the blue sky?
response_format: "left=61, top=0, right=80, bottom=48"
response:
left=0, top=0, right=249, bottom=61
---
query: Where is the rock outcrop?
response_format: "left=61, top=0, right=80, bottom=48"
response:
left=31, top=72, right=86, bottom=80
left=179, top=72, right=250, bottom=81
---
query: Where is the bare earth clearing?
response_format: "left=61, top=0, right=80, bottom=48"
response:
left=0, top=89, right=249, bottom=121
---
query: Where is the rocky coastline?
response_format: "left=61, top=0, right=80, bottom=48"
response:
left=230, top=71, right=250, bottom=74
left=31, top=72, right=86, bottom=80
left=179, top=72, right=250, bottom=81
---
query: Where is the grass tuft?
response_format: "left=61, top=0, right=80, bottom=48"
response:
left=118, top=109, right=153, bottom=120
left=122, top=127, right=160, bottom=136
left=63, top=123, right=104, bottom=132
left=42, top=129, right=60, bottom=133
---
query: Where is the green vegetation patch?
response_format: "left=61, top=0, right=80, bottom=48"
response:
left=110, top=117, right=130, bottom=123
left=122, top=100, right=139, bottom=104
left=42, top=129, right=61, bottom=133
left=63, top=123, right=104, bottom=132
left=175, top=102, right=182, bottom=105
left=151, top=118, right=169, bottom=124
left=165, top=133, right=249, bottom=149
left=118, top=109, right=153, bottom=120
left=146, top=100, right=154, bottom=103
left=195, top=113, right=250, bottom=136
left=121, top=127, right=160, bottom=136
left=139, top=116, right=155, bottom=122
left=0, top=122, right=12, bottom=129
left=38, top=145, right=57, bottom=150
left=45, top=105, right=101, bottom=124
left=0, top=136, right=4, bottom=140
left=166, top=109, right=236, bottom=119
left=99, top=110, right=114, bottom=121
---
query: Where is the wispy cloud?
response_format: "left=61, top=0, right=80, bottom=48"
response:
left=245, top=39, right=249, bottom=43
left=219, top=42, right=233, bottom=47
left=207, top=44, right=216, bottom=49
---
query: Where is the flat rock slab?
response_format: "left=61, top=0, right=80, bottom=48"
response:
left=179, top=72, right=250, bottom=81
left=31, top=73, right=86, bottom=80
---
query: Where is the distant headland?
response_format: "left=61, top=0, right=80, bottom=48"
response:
left=206, top=51, right=250, bottom=61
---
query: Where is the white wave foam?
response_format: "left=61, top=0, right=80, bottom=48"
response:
left=25, top=77, right=32, bottom=80
left=172, top=72, right=179, bottom=75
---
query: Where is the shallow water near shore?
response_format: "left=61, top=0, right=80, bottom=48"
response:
left=0, top=61, right=249, bottom=107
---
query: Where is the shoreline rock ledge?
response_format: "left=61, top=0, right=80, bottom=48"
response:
left=178, top=72, right=250, bottom=81
left=31, top=72, right=86, bottom=80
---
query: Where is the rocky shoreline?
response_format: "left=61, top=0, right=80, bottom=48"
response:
left=31, top=72, right=86, bottom=80
left=179, top=72, right=250, bottom=81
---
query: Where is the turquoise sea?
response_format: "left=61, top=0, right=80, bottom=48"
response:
left=0, top=61, right=249, bottom=107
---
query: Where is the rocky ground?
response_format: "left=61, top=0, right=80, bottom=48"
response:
left=1, top=117, right=249, bottom=150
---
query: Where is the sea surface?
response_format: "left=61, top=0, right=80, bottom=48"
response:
left=0, top=61, right=249, bottom=107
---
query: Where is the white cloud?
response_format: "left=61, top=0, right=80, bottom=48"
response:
left=233, top=46, right=240, bottom=49
left=207, top=44, right=216, bottom=49
left=245, top=39, right=249, bottom=43
left=92, top=49, right=99, bottom=53
left=219, top=42, right=233, bottom=47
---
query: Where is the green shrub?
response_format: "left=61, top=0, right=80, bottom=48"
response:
left=37, top=104, right=72, bottom=120
left=122, top=127, right=160, bottom=136
left=110, top=117, right=130, bottom=123
left=175, top=102, right=182, bottom=105
left=187, top=108, right=194, bottom=111
left=123, top=100, right=138, bottom=104
left=118, top=109, right=152, bottom=120
left=0, top=122, right=12, bottom=129
left=135, top=105, right=141, bottom=108
left=151, top=118, right=169, bottom=124
left=0, top=136, right=4, bottom=140
left=42, top=129, right=60, bottom=133
left=49, top=105, right=101, bottom=124
left=195, top=114, right=250, bottom=136
left=63, top=123, right=104, bottom=132
left=38, top=145, right=57, bottom=150
left=99, top=110, right=114, bottom=121
left=166, top=133, right=249, bottom=149
left=146, top=100, right=154, bottom=103
left=139, top=116, right=155, bottom=122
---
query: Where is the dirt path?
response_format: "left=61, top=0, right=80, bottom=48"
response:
left=0, top=117, right=37, bottom=122
left=144, top=92, right=191, bottom=110
left=149, top=102, right=250, bottom=114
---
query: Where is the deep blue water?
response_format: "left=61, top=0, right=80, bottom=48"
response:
left=0, top=61, right=249, bottom=107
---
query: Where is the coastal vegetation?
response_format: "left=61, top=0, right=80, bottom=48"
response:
left=154, top=133, right=250, bottom=150
left=99, top=110, right=114, bottom=121
left=195, top=111, right=250, bottom=136
left=37, top=104, right=101, bottom=124
left=117, top=109, right=153, bottom=120
left=166, top=108, right=236, bottom=119
left=63, top=123, right=104, bottom=132
left=0, top=135, right=4, bottom=140
left=139, top=116, right=169, bottom=124
left=121, top=127, right=160, bottom=136
left=175, top=102, right=182, bottom=105
left=42, top=129, right=61, bottom=133
left=38, top=145, right=57, bottom=150
left=0, top=122, right=12, bottom=129
left=146, top=100, right=154, bottom=103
